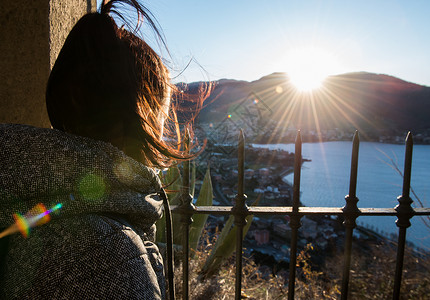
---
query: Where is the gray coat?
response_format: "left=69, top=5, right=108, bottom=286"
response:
left=0, top=124, right=165, bottom=299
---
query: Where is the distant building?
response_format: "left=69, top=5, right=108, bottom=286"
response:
left=258, top=168, right=269, bottom=177
left=212, top=174, right=222, bottom=181
left=274, top=223, right=291, bottom=239
left=279, top=184, right=290, bottom=192
left=280, top=245, right=289, bottom=255
left=315, top=236, right=328, bottom=249
left=245, top=169, right=255, bottom=178
left=280, top=191, right=290, bottom=198
left=301, top=217, right=318, bottom=239
left=264, top=192, right=275, bottom=200
left=254, top=229, right=270, bottom=245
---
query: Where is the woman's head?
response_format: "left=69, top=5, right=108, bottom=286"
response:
left=46, top=0, right=187, bottom=167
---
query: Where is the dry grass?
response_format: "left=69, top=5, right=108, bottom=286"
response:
left=324, top=240, right=430, bottom=299
left=172, top=232, right=340, bottom=299
left=168, top=229, right=430, bottom=299
left=174, top=248, right=289, bottom=299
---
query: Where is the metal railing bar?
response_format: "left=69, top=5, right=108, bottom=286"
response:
left=292, top=130, right=302, bottom=213
left=178, top=130, right=194, bottom=300
left=166, top=130, right=430, bottom=300
left=393, top=132, right=414, bottom=300
left=171, top=206, right=430, bottom=216
left=232, top=130, right=248, bottom=300
left=341, top=131, right=361, bottom=300
left=288, top=130, right=302, bottom=300
left=348, top=131, right=360, bottom=198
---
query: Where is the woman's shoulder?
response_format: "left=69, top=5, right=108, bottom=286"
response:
left=3, top=214, right=165, bottom=299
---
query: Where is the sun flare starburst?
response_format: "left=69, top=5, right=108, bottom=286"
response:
left=284, top=46, right=342, bottom=92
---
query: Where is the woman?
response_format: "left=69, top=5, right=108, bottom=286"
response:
left=0, top=0, right=189, bottom=298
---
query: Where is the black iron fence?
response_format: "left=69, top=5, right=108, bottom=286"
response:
left=164, top=130, right=430, bottom=300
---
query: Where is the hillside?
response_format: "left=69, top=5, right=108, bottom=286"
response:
left=180, top=72, right=430, bottom=143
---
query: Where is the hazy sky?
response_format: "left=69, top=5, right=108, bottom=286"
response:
left=99, top=1, right=430, bottom=86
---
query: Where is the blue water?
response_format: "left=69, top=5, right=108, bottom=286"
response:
left=254, top=142, right=430, bottom=250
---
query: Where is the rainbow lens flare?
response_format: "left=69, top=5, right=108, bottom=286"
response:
left=12, top=213, right=30, bottom=238
left=0, top=203, right=63, bottom=239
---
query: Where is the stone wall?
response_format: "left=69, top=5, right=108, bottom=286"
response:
left=0, top=0, right=97, bottom=128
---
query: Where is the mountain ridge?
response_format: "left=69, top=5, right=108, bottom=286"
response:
left=178, top=72, right=430, bottom=142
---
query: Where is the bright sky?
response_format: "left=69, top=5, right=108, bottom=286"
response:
left=100, top=1, right=430, bottom=86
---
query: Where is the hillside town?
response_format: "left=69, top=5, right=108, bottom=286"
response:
left=190, top=137, right=427, bottom=270
left=196, top=118, right=430, bottom=146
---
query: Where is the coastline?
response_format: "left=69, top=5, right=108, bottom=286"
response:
left=255, top=141, right=430, bottom=251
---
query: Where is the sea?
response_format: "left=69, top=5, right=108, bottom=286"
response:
left=254, top=141, right=430, bottom=251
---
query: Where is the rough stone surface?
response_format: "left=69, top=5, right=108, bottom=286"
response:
left=49, top=0, right=97, bottom=69
left=0, top=0, right=96, bottom=128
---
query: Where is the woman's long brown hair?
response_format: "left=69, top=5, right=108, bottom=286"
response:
left=46, top=0, right=204, bottom=168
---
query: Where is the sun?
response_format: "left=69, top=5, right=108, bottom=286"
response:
left=284, top=46, right=341, bottom=92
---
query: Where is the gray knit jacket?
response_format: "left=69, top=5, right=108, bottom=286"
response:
left=0, top=123, right=166, bottom=299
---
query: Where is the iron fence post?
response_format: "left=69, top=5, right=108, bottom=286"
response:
left=288, top=130, right=303, bottom=300
left=341, top=131, right=361, bottom=300
left=393, top=132, right=414, bottom=300
left=232, top=130, right=249, bottom=300
left=178, top=130, right=195, bottom=300
left=164, top=128, right=430, bottom=299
